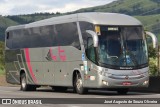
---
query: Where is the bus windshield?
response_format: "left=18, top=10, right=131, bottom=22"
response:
left=98, top=26, right=148, bottom=68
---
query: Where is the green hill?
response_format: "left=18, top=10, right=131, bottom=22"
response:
left=0, top=16, right=18, bottom=40
left=136, top=14, right=160, bottom=33
left=136, top=14, right=160, bottom=43
left=6, top=12, right=62, bottom=24
left=75, top=0, right=160, bottom=16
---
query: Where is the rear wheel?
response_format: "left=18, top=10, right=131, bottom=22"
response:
left=74, top=73, right=88, bottom=94
left=117, top=88, right=129, bottom=95
left=20, top=73, right=36, bottom=91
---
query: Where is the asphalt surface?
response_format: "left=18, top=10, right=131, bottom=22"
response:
left=0, top=86, right=160, bottom=107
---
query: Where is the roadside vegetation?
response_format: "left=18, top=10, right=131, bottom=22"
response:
left=148, top=46, right=158, bottom=76
left=0, top=41, right=4, bottom=75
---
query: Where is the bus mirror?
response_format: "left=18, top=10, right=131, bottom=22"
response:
left=145, top=31, right=158, bottom=49
left=86, top=30, right=98, bottom=47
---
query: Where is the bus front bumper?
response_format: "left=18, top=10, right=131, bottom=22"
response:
left=97, top=74, right=149, bottom=88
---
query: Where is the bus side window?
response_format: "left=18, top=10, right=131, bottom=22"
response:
left=79, top=21, right=94, bottom=49
left=86, top=37, right=96, bottom=63
left=6, top=32, right=12, bottom=49
left=55, top=22, right=81, bottom=49
left=7, top=32, right=10, bottom=39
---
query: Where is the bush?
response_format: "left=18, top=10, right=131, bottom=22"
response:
left=148, top=45, right=158, bottom=76
left=149, top=58, right=158, bottom=76
left=148, top=45, right=157, bottom=58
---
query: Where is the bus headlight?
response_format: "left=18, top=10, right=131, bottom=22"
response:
left=102, top=80, right=109, bottom=86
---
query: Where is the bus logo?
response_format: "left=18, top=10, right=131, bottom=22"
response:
left=46, top=46, right=66, bottom=61
left=125, top=75, right=129, bottom=79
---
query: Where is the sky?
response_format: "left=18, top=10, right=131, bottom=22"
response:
left=0, top=0, right=116, bottom=16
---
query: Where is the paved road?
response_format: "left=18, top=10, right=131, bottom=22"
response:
left=0, top=86, right=160, bottom=107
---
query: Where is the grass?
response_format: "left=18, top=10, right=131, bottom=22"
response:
left=135, top=14, right=160, bottom=30
left=0, top=69, right=5, bottom=75
left=76, top=0, right=158, bottom=14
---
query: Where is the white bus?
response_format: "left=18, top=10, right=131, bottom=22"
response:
left=5, top=12, right=157, bottom=94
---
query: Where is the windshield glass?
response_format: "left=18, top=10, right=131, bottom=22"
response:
left=98, top=26, right=148, bottom=68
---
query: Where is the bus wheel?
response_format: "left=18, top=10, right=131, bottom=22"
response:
left=20, top=73, right=36, bottom=91
left=74, top=73, right=88, bottom=94
left=117, top=88, right=129, bottom=95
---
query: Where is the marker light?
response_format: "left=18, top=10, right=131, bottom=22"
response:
left=95, top=25, right=101, bottom=35
left=143, top=80, right=149, bottom=85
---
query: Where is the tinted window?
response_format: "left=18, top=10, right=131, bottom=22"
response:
left=10, top=22, right=80, bottom=49
left=55, top=23, right=80, bottom=49
left=6, top=32, right=12, bottom=49
left=79, top=22, right=94, bottom=49
left=87, top=37, right=96, bottom=63
left=11, top=29, right=30, bottom=48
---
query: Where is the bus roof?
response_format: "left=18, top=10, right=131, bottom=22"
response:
left=6, top=12, right=142, bottom=31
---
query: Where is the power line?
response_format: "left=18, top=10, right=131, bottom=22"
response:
left=114, top=0, right=143, bottom=9
left=110, top=0, right=160, bottom=33
left=151, top=27, right=160, bottom=32
left=112, top=1, right=160, bottom=28
left=129, top=4, right=160, bottom=32
left=139, top=8, right=160, bottom=16
left=145, top=21, right=160, bottom=29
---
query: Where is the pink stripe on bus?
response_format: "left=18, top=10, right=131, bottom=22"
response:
left=24, top=48, right=37, bottom=83
left=49, top=48, right=57, bottom=61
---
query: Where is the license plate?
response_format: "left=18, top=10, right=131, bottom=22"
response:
left=122, top=82, right=132, bottom=86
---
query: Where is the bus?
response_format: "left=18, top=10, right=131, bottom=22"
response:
left=5, top=12, right=157, bottom=94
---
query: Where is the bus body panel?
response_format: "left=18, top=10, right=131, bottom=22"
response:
left=5, top=46, right=84, bottom=86
left=5, top=12, right=149, bottom=90
left=5, top=49, right=21, bottom=84
left=97, top=67, right=149, bottom=88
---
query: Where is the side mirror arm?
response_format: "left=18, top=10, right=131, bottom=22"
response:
left=86, top=30, right=98, bottom=47
left=145, top=31, right=158, bottom=49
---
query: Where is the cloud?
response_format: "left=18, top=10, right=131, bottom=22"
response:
left=0, top=0, right=116, bottom=16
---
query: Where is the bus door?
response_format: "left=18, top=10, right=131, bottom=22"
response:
left=83, top=31, right=98, bottom=87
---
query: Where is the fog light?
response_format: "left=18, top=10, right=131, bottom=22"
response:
left=102, top=80, right=108, bottom=86
left=143, top=80, right=149, bottom=85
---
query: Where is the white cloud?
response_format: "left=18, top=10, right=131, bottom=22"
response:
left=0, top=0, right=116, bottom=16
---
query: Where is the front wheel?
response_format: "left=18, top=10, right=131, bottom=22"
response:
left=74, top=73, right=88, bottom=94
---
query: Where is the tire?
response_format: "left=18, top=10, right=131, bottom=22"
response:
left=20, top=73, right=36, bottom=91
left=117, top=88, right=129, bottom=95
left=74, top=73, right=88, bottom=94
left=51, top=86, right=68, bottom=92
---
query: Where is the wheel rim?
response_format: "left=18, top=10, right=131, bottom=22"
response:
left=76, top=78, right=82, bottom=91
left=21, top=77, right=26, bottom=88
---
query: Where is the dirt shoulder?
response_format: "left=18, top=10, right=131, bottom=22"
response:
left=0, top=75, right=18, bottom=86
